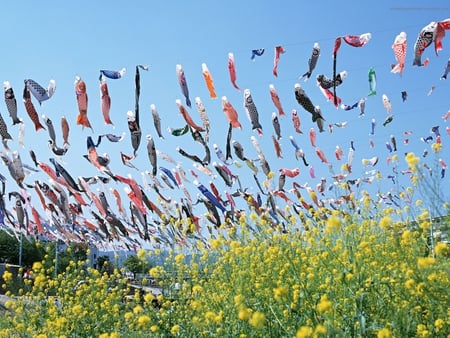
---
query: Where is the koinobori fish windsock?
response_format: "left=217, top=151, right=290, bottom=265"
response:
left=222, top=96, right=242, bottom=129
left=294, top=83, right=323, bottom=122
left=269, top=84, right=285, bottom=117
left=127, top=110, right=141, bottom=156
left=227, top=52, right=240, bottom=91
left=301, top=42, right=320, bottom=80
left=441, top=58, right=450, bottom=79
left=24, top=78, right=56, bottom=105
left=272, top=45, right=285, bottom=77
left=412, top=22, right=436, bottom=67
left=100, top=77, right=113, bottom=125
left=23, top=85, right=45, bottom=131
left=368, top=67, right=377, bottom=96
left=132, top=64, right=148, bottom=154
left=74, top=76, right=93, bottom=131
left=243, top=89, right=263, bottom=136
left=3, top=81, right=20, bottom=125
left=391, top=32, right=407, bottom=75
left=250, top=48, right=264, bottom=60
left=176, top=64, right=192, bottom=108
left=150, top=104, right=164, bottom=139
left=99, top=68, right=126, bottom=80
left=316, top=71, right=347, bottom=89
left=201, top=63, right=217, bottom=99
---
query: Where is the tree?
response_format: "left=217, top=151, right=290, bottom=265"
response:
left=97, top=255, right=114, bottom=275
left=123, top=255, right=146, bottom=278
left=0, top=230, right=44, bottom=267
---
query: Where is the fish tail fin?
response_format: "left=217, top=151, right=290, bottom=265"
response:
left=295, top=128, right=303, bottom=134
left=412, top=56, right=423, bottom=67
left=35, top=122, right=46, bottom=132
left=301, top=71, right=311, bottom=80
left=231, top=121, right=242, bottom=129
left=390, top=63, right=401, bottom=74
left=12, top=118, right=21, bottom=125
left=186, top=97, right=191, bottom=108
left=441, top=75, right=447, bottom=80
left=104, top=117, right=114, bottom=125
left=2, top=139, right=10, bottom=150
left=77, top=112, right=93, bottom=130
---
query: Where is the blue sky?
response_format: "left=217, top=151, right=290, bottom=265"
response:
left=0, top=1, right=449, bottom=248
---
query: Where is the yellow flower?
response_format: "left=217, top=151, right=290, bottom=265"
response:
left=174, top=253, right=185, bottom=264
left=149, top=267, right=162, bottom=279
left=133, top=305, right=143, bottom=314
left=416, top=323, right=430, bottom=337
left=234, top=294, right=244, bottom=306
left=417, top=257, right=435, bottom=269
left=434, top=242, right=449, bottom=257
left=296, top=326, right=313, bottom=338
left=248, top=311, right=265, bottom=329
left=314, top=324, right=327, bottom=335
left=170, top=324, right=180, bottom=335
left=325, top=217, right=341, bottom=234
left=431, top=142, right=442, bottom=153
left=210, top=239, right=221, bottom=250
left=137, top=315, right=151, bottom=328
left=32, top=261, right=43, bottom=271
left=54, top=317, right=68, bottom=330
left=273, top=286, right=288, bottom=300
left=150, top=325, right=159, bottom=332
left=238, top=307, right=252, bottom=321
left=316, top=295, right=332, bottom=313
left=137, top=248, right=146, bottom=260
left=72, top=304, right=83, bottom=315
left=404, top=279, right=415, bottom=289
left=379, top=216, right=391, bottom=230
left=204, top=311, right=216, bottom=322
left=124, top=312, right=133, bottom=322
left=2, top=270, right=12, bottom=282
left=363, top=195, right=371, bottom=208
left=419, top=220, right=431, bottom=231
left=405, top=152, right=419, bottom=169
left=434, top=318, right=445, bottom=332
left=377, top=327, right=393, bottom=338
left=144, top=293, right=154, bottom=303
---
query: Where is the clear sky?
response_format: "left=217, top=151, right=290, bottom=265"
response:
left=0, top=1, right=449, bottom=249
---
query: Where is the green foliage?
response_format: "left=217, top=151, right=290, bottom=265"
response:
left=0, top=231, right=44, bottom=267
left=123, top=255, right=141, bottom=275
left=97, top=255, right=115, bottom=275
left=0, top=210, right=448, bottom=337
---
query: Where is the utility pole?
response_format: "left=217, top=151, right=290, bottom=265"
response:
left=54, top=240, right=59, bottom=277
left=18, top=233, right=23, bottom=266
